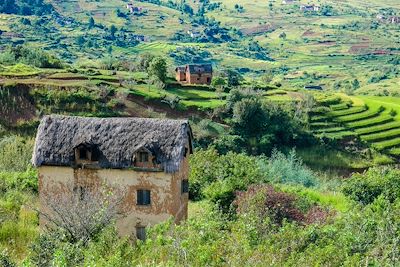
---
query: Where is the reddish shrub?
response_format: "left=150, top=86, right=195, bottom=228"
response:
left=234, top=184, right=333, bottom=226
left=234, top=185, right=304, bottom=226
left=304, top=206, right=334, bottom=225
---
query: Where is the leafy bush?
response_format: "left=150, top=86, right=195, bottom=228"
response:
left=0, top=249, right=16, bottom=267
left=189, top=148, right=264, bottom=211
left=259, top=149, right=318, bottom=187
left=342, top=167, right=400, bottom=205
left=0, top=46, right=62, bottom=68
left=0, top=136, right=34, bottom=172
left=0, top=169, right=37, bottom=194
left=234, top=185, right=306, bottom=226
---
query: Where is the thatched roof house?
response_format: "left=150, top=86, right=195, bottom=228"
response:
left=32, top=115, right=193, bottom=173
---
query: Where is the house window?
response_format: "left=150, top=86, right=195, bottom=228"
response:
left=207, top=77, right=211, bottom=83
left=76, top=145, right=100, bottom=162
left=138, top=152, right=149, bottom=163
left=137, top=189, right=151, bottom=205
left=136, top=226, right=146, bottom=241
left=79, top=147, right=88, bottom=160
left=181, top=180, right=189, bottom=194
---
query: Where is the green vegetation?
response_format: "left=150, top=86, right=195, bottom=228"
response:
left=0, top=0, right=400, bottom=265
left=1, top=138, right=400, bottom=266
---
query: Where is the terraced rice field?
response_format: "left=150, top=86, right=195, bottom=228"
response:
left=312, top=94, right=400, bottom=159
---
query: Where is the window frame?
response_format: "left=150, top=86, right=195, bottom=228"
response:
left=136, top=226, right=146, bottom=241
left=181, top=179, right=189, bottom=194
left=78, top=146, right=89, bottom=160
left=137, top=189, right=151, bottom=206
left=138, top=151, right=149, bottom=163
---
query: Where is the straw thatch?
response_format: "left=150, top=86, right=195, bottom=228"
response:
left=32, top=115, right=193, bottom=173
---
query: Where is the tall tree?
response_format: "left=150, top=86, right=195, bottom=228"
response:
left=88, top=17, right=95, bottom=29
left=147, top=57, right=167, bottom=82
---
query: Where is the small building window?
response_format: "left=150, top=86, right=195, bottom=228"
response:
left=75, top=144, right=100, bottom=162
left=137, top=189, right=151, bottom=205
left=136, top=226, right=146, bottom=241
left=138, top=152, right=149, bottom=163
left=181, top=180, right=189, bottom=194
left=79, top=147, right=88, bottom=160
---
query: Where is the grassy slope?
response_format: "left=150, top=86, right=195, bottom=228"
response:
left=1, top=0, right=399, bottom=91
left=311, top=93, right=400, bottom=161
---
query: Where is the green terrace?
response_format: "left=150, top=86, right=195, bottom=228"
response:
left=311, top=94, right=400, bottom=159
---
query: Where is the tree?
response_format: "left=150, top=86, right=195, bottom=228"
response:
left=147, top=57, right=167, bottom=82
left=138, top=53, right=155, bottom=71
left=226, top=69, right=243, bottom=87
left=76, top=36, right=85, bottom=46
left=352, top=79, right=360, bottom=89
left=38, top=185, right=126, bottom=244
left=211, top=76, right=226, bottom=97
left=321, top=5, right=334, bottom=16
left=88, top=17, right=95, bottom=29
left=110, top=25, right=117, bottom=40
left=279, top=32, right=287, bottom=39
left=232, top=98, right=267, bottom=138
left=261, top=71, right=273, bottom=84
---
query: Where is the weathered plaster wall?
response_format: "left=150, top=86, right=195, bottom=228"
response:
left=186, top=73, right=212, bottom=85
left=39, top=159, right=189, bottom=237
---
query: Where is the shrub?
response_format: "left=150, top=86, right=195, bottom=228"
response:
left=0, top=249, right=16, bottom=267
left=342, top=167, right=400, bottom=205
left=0, top=136, right=34, bottom=172
left=234, top=185, right=305, bottom=226
left=259, top=149, right=318, bottom=187
left=189, top=148, right=264, bottom=211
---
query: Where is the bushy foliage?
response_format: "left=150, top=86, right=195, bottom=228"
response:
left=189, top=148, right=318, bottom=213
left=0, top=136, right=34, bottom=172
left=234, top=185, right=306, bottom=226
left=147, top=57, right=167, bottom=82
left=342, top=167, right=400, bottom=205
left=0, top=0, right=54, bottom=15
left=259, top=149, right=318, bottom=187
left=169, top=47, right=212, bottom=64
left=189, top=148, right=264, bottom=211
left=0, top=249, right=15, bottom=267
left=0, top=45, right=62, bottom=68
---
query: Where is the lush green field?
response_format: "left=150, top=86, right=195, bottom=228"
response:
left=0, top=0, right=399, bottom=92
left=311, top=93, right=400, bottom=160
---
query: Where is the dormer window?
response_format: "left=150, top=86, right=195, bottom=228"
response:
left=133, top=147, right=154, bottom=168
left=75, top=144, right=100, bottom=163
left=79, top=146, right=89, bottom=160
left=138, top=152, right=149, bottom=163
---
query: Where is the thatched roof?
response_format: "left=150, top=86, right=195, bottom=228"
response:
left=32, top=115, right=193, bottom=173
left=187, top=64, right=212, bottom=74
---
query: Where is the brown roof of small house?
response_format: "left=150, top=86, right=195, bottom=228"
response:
left=187, top=64, right=212, bottom=73
left=175, top=66, right=186, bottom=72
left=32, top=115, right=193, bottom=172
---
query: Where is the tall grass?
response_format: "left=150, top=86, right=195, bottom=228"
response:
left=0, top=136, right=34, bottom=172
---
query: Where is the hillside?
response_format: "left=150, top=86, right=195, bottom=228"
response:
left=0, top=0, right=399, bottom=91
left=1, top=1, right=400, bottom=266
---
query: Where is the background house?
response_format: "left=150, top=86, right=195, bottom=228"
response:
left=33, top=115, right=193, bottom=240
left=300, top=4, right=320, bottom=12
left=282, top=0, right=295, bottom=4
left=175, top=64, right=213, bottom=85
